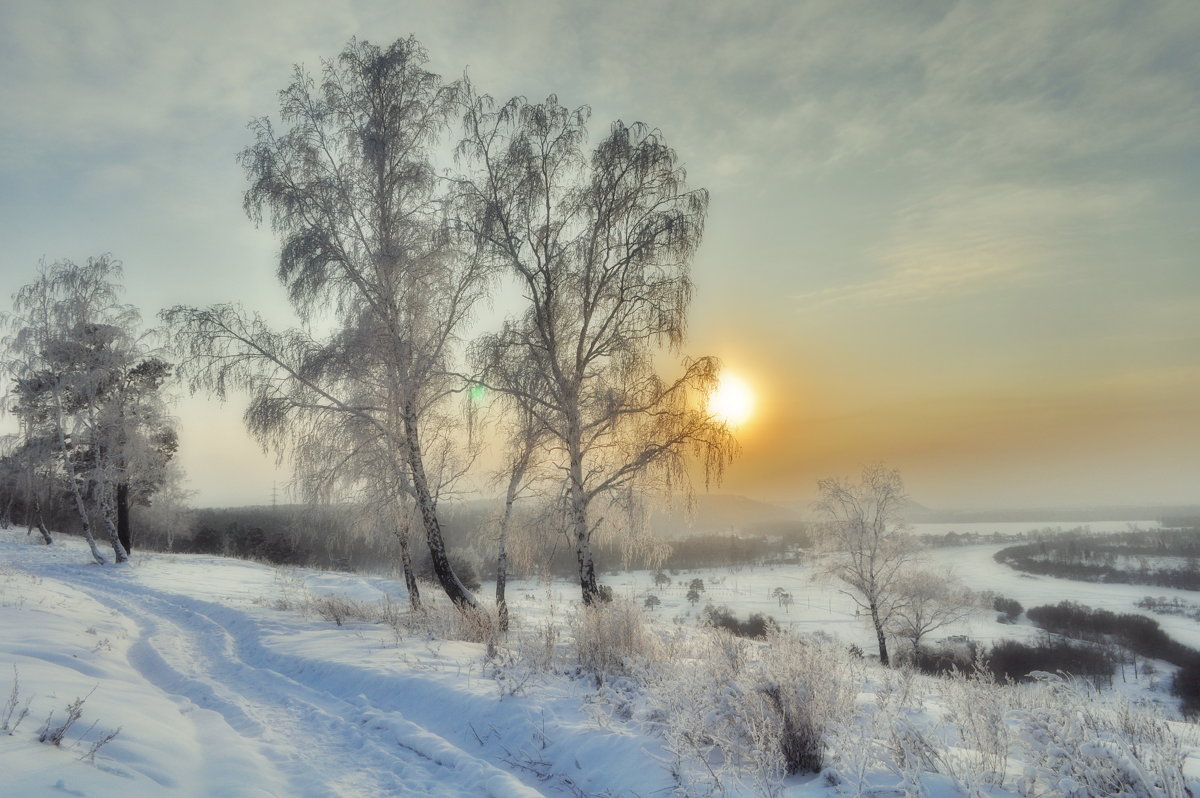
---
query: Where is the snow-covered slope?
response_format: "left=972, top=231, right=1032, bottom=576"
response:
left=0, top=531, right=614, bottom=797
left=2, top=526, right=1198, bottom=797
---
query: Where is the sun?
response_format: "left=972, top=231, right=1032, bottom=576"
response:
left=708, top=372, right=755, bottom=427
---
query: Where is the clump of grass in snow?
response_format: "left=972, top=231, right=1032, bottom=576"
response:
left=570, top=598, right=656, bottom=679
left=648, top=629, right=860, bottom=797
left=2, top=665, right=32, bottom=734
left=38, top=688, right=93, bottom=746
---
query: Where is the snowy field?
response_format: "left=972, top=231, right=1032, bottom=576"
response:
left=1, top=522, right=1197, bottom=797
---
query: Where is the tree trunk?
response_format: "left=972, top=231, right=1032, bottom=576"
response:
left=68, top=474, right=106, bottom=564
left=50, top=395, right=105, bottom=564
left=496, top=487, right=516, bottom=633
left=870, top=602, right=890, bottom=666
left=571, top=484, right=600, bottom=605
left=571, top=501, right=600, bottom=607
left=99, top=486, right=129, bottom=563
left=116, top=481, right=132, bottom=555
left=31, top=497, right=52, bottom=545
left=401, top=397, right=479, bottom=612
left=566, top=414, right=601, bottom=605
left=391, top=508, right=421, bottom=612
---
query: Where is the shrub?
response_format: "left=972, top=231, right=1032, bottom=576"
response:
left=907, top=641, right=977, bottom=676
left=702, top=604, right=777, bottom=639
left=38, top=691, right=92, bottom=746
left=416, top=554, right=482, bottom=592
left=993, top=595, right=1022, bottom=623
left=1, top=666, right=30, bottom=734
left=1015, top=673, right=1192, bottom=797
left=985, top=639, right=1116, bottom=685
left=396, top=593, right=497, bottom=645
left=570, top=598, right=654, bottom=677
left=308, top=593, right=376, bottom=627
left=1026, top=600, right=1194, bottom=665
left=653, top=631, right=859, bottom=795
left=1171, top=655, right=1200, bottom=718
left=940, top=665, right=1015, bottom=788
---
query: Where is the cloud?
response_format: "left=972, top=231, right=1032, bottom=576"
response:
left=796, top=180, right=1142, bottom=307
left=0, top=0, right=357, bottom=164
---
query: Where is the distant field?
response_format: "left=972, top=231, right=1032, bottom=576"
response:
left=488, top=519, right=1200, bottom=661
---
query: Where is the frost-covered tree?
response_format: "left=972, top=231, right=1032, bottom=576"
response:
left=888, top=569, right=978, bottom=654
left=0, top=425, right=56, bottom=544
left=488, top=401, right=547, bottom=632
left=457, top=91, right=736, bottom=604
left=132, top=460, right=192, bottom=552
left=4, top=257, right=174, bottom=563
left=815, top=464, right=917, bottom=666
left=166, top=37, right=488, bottom=612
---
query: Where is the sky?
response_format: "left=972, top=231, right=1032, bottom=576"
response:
left=1, top=1, right=1197, bottom=511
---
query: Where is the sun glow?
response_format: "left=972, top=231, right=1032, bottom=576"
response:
left=708, top=372, right=755, bottom=427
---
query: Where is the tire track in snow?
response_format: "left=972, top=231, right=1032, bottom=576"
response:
left=59, top=565, right=544, bottom=798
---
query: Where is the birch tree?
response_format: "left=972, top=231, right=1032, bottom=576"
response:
left=887, top=569, right=978, bottom=654
left=815, top=464, right=917, bottom=666
left=486, top=399, right=548, bottom=631
left=0, top=427, right=55, bottom=544
left=457, top=92, right=736, bottom=604
left=166, top=37, right=487, bottom=611
left=4, top=257, right=170, bottom=563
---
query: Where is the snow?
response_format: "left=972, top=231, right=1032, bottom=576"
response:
left=1, top=523, right=1197, bottom=797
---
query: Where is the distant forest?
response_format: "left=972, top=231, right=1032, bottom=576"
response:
left=995, top=527, right=1200, bottom=590
left=0, top=496, right=814, bottom=584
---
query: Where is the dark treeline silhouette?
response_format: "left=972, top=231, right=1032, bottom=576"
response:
left=1026, top=600, right=1194, bottom=665
left=986, top=639, right=1118, bottom=686
left=72, top=498, right=810, bottom=583
left=1023, top=599, right=1200, bottom=717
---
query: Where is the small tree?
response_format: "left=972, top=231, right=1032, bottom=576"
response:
left=888, top=569, right=978, bottom=653
left=489, top=401, right=547, bottom=632
left=654, top=571, right=671, bottom=589
left=687, top=588, right=701, bottom=605
left=815, top=464, right=917, bottom=666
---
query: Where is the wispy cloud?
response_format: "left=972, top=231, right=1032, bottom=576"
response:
left=796, top=180, right=1142, bottom=307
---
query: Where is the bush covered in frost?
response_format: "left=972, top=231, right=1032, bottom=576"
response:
left=650, top=630, right=859, bottom=796
left=570, top=598, right=655, bottom=677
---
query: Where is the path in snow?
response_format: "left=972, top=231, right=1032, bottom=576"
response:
left=18, top=553, right=542, bottom=798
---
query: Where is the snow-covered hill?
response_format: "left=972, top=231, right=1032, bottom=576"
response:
left=2, top=527, right=1198, bottom=797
